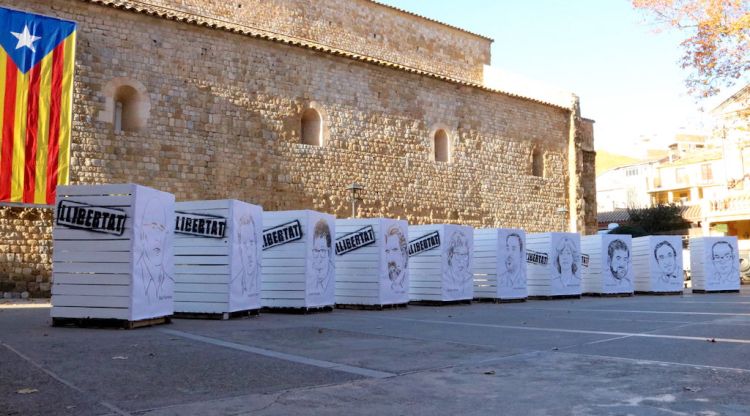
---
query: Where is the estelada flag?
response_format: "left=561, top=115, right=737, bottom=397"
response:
left=0, top=7, right=75, bottom=204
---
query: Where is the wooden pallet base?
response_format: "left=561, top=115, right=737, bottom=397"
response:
left=583, top=292, right=634, bottom=298
left=634, top=291, right=683, bottom=296
left=473, top=297, right=527, bottom=304
left=261, top=305, right=334, bottom=314
left=691, top=289, right=740, bottom=294
left=335, top=303, right=408, bottom=311
left=527, top=294, right=581, bottom=301
left=173, top=309, right=260, bottom=320
left=51, top=316, right=171, bottom=330
left=409, top=299, right=472, bottom=306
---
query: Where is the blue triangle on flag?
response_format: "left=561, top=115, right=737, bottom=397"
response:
left=0, top=7, right=76, bottom=74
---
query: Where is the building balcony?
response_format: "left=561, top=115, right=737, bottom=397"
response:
left=703, top=192, right=750, bottom=222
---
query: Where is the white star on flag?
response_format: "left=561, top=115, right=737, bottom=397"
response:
left=11, top=25, right=42, bottom=53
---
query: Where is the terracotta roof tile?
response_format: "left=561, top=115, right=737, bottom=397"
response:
left=597, top=210, right=630, bottom=224
left=681, top=204, right=702, bottom=222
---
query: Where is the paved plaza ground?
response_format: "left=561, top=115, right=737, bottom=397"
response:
left=2, top=289, right=750, bottom=415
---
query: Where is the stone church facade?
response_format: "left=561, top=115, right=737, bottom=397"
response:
left=0, top=0, right=596, bottom=296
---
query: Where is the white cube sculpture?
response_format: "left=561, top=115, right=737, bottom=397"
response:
left=408, top=224, right=474, bottom=302
left=261, top=210, right=336, bottom=309
left=51, top=184, right=175, bottom=322
left=334, top=218, right=409, bottom=307
left=474, top=228, right=527, bottom=301
left=173, top=200, right=262, bottom=315
left=632, top=236, right=684, bottom=294
left=526, top=232, right=582, bottom=298
left=580, top=234, right=633, bottom=295
left=690, top=236, right=741, bottom=293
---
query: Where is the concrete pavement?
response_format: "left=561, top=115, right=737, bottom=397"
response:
left=2, top=289, right=750, bottom=415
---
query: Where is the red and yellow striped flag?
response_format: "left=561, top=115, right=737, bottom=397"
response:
left=0, top=7, right=75, bottom=204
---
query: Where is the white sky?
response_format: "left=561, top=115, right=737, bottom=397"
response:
left=379, top=0, right=742, bottom=156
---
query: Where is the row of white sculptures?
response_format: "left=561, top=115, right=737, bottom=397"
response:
left=49, top=184, right=742, bottom=322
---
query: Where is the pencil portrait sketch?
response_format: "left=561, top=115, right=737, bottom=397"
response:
left=231, top=214, right=259, bottom=295
left=310, top=218, right=334, bottom=295
left=654, top=240, right=679, bottom=284
left=607, top=238, right=631, bottom=285
left=445, top=230, right=472, bottom=292
left=134, top=198, right=173, bottom=302
left=499, top=232, right=525, bottom=288
left=384, top=224, right=408, bottom=292
left=710, top=240, right=738, bottom=285
left=552, top=236, right=580, bottom=290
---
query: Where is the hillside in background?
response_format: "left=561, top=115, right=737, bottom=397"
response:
left=596, top=150, right=641, bottom=176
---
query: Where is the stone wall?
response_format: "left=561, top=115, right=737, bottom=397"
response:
left=130, top=0, right=492, bottom=83
left=1, top=0, right=595, bottom=297
left=579, top=119, right=598, bottom=235
left=0, top=208, right=53, bottom=297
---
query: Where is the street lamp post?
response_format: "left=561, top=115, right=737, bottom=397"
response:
left=346, top=182, right=364, bottom=218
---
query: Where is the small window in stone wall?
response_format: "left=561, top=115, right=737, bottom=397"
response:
left=99, top=78, right=150, bottom=133
left=434, top=129, right=450, bottom=163
left=532, top=148, right=544, bottom=177
left=301, top=108, right=322, bottom=146
left=113, top=85, right=146, bottom=133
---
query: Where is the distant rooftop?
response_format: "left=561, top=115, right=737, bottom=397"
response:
left=659, top=150, right=723, bottom=168
left=669, top=134, right=708, bottom=145
left=712, top=84, right=750, bottom=115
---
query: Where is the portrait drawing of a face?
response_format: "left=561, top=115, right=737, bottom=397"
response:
left=385, top=224, right=408, bottom=291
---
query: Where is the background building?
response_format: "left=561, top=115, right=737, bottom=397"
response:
left=596, top=160, right=657, bottom=211
left=0, top=0, right=596, bottom=296
left=703, top=85, right=750, bottom=241
left=648, top=149, right=724, bottom=205
left=596, top=84, right=750, bottom=281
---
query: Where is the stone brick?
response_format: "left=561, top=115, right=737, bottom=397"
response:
left=0, top=207, right=53, bottom=297
left=1, top=0, right=596, bottom=297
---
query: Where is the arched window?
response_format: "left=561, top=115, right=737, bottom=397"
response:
left=434, top=129, right=450, bottom=163
left=532, top=148, right=544, bottom=177
left=114, top=85, right=143, bottom=133
left=101, top=78, right=150, bottom=133
left=301, top=108, right=322, bottom=146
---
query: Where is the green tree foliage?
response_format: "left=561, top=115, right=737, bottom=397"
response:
left=624, top=203, right=691, bottom=234
left=608, top=225, right=648, bottom=237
